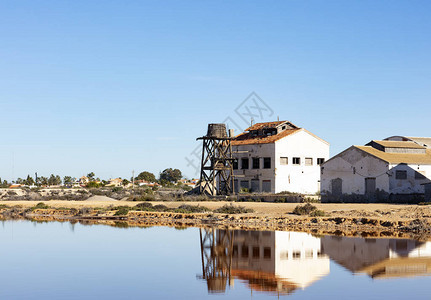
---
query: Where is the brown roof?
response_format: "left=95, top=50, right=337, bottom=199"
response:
left=232, top=128, right=301, bottom=145
left=245, top=121, right=286, bottom=131
left=355, top=146, right=431, bottom=165
left=371, top=140, right=426, bottom=149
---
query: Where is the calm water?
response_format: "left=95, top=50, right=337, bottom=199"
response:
left=0, top=220, right=430, bottom=299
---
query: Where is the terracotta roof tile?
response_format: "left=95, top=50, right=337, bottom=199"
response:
left=231, top=128, right=301, bottom=145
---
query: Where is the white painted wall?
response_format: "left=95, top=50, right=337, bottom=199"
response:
left=321, top=148, right=390, bottom=195
left=275, top=130, right=329, bottom=194
left=388, top=163, right=431, bottom=194
left=274, top=231, right=329, bottom=289
left=232, top=129, right=329, bottom=194
left=321, top=147, right=431, bottom=195
left=232, top=143, right=276, bottom=192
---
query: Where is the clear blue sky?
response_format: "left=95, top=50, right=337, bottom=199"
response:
left=0, top=0, right=430, bottom=181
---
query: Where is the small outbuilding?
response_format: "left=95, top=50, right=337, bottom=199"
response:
left=321, top=139, right=431, bottom=202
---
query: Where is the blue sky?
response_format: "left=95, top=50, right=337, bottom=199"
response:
left=0, top=0, right=430, bottom=181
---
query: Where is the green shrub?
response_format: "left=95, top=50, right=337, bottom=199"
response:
left=239, top=187, right=250, bottom=194
left=175, top=204, right=210, bottom=213
left=309, top=209, right=325, bottom=217
left=114, top=206, right=131, bottom=216
left=134, top=202, right=153, bottom=210
left=31, top=202, right=50, bottom=210
left=292, top=203, right=317, bottom=215
left=214, top=204, right=254, bottom=214
left=111, top=187, right=123, bottom=193
left=153, top=204, right=168, bottom=212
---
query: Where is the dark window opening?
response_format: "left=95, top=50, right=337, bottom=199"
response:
left=317, top=158, right=325, bottom=165
left=263, top=157, right=271, bottom=169
left=241, top=245, right=249, bottom=258
left=233, top=159, right=238, bottom=170
left=263, top=247, right=271, bottom=259
left=252, top=158, right=260, bottom=169
left=396, top=170, right=407, bottom=180
left=241, top=158, right=249, bottom=170
left=252, top=247, right=260, bottom=258
left=293, top=157, right=300, bottom=165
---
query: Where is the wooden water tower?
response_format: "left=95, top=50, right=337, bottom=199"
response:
left=197, top=123, right=234, bottom=196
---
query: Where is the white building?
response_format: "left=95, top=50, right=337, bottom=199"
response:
left=231, top=121, right=329, bottom=194
left=321, top=139, right=431, bottom=202
left=230, top=230, right=329, bottom=294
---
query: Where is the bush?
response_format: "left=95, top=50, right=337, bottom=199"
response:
left=111, top=187, right=123, bottom=193
left=113, top=206, right=131, bottom=216
left=175, top=204, right=210, bottom=213
left=292, top=203, right=317, bottom=215
left=239, top=187, right=250, bottom=194
left=214, top=204, right=254, bottom=214
left=31, top=202, right=50, bottom=210
left=309, top=209, right=325, bottom=217
left=134, top=202, right=153, bottom=210
left=153, top=204, right=168, bottom=212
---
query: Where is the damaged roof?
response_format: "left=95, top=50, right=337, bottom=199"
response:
left=245, top=120, right=297, bottom=131
left=232, top=128, right=301, bottom=145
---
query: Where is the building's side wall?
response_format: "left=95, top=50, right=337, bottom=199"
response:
left=388, top=163, right=431, bottom=194
left=232, top=143, right=276, bottom=193
left=321, top=148, right=390, bottom=196
left=275, top=130, right=329, bottom=194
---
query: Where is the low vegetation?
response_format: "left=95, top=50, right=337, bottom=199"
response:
left=292, top=203, right=325, bottom=216
left=214, top=204, right=254, bottom=214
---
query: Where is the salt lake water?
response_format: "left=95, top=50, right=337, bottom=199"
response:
left=0, top=220, right=430, bottom=299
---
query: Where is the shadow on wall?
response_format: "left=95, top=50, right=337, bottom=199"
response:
left=322, top=164, right=431, bottom=204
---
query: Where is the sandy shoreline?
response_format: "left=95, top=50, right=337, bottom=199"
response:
left=1, top=200, right=431, bottom=240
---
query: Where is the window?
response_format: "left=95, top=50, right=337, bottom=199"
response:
left=263, top=247, right=271, bottom=259
left=233, top=159, right=238, bottom=170
left=252, top=247, right=260, bottom=258
left=280, top=157, right=288, bottom=165
left=415, top=171, right=426, bottom=179
left=263, top=157, right=271, bottom=169
left=317, top=158, right=325, bottom=165
left=252, top=157, right=260, bottom=169
left=241, top=245, right=249, bottom=258
left=293, top=157, right=301, bottom=165
left=292, top=251, right=301, bottom=259
left=305, top=158, right=313, bottom=166
left=241, top=158, right=249, bottom=169
left=396, top=170, right=407, bottom=180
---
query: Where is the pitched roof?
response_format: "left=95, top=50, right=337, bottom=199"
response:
left=231, top=128, right=301, bottom=145
left=355, top=146, right=431, bottom=165
left=371, top=140, right=426, bottom=149
left=245, top=121, right=291, bottom=131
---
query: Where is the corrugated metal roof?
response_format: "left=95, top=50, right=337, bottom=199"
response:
left=371, top=140, right=426, bottom=149
left=355, top=146, right=431, bottom=165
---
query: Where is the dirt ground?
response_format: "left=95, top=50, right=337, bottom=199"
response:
left=1, top=199, right=429, bottom=219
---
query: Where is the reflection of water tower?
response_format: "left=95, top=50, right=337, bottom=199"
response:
left=198, top=228, right=234, bottom=293
left=197, top=124, right=234, bottom=195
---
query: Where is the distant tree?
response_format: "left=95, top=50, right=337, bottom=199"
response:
left=16, top=178, right=24, bottom=185
left=48, top=174, right=62, bottom=186
left=122, top=179, right=130, bottom=186
left=39, top=176, right=48, bottom=186
left=135, top=171, right=156, bottom=182
left=159, top=168, right=182, bottom=183
left=87, top=172, right=95, bottom=181
left=63, top=176, right=74, bottom=185
left=25, top=175, right=35, bottom=186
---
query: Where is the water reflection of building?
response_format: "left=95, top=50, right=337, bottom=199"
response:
left=199, top=229, right=329, bottom=295
left=321, top=236, right=431, bottom=279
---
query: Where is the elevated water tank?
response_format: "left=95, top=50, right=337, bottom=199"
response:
left=207, top=123, right=227, bottom=138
